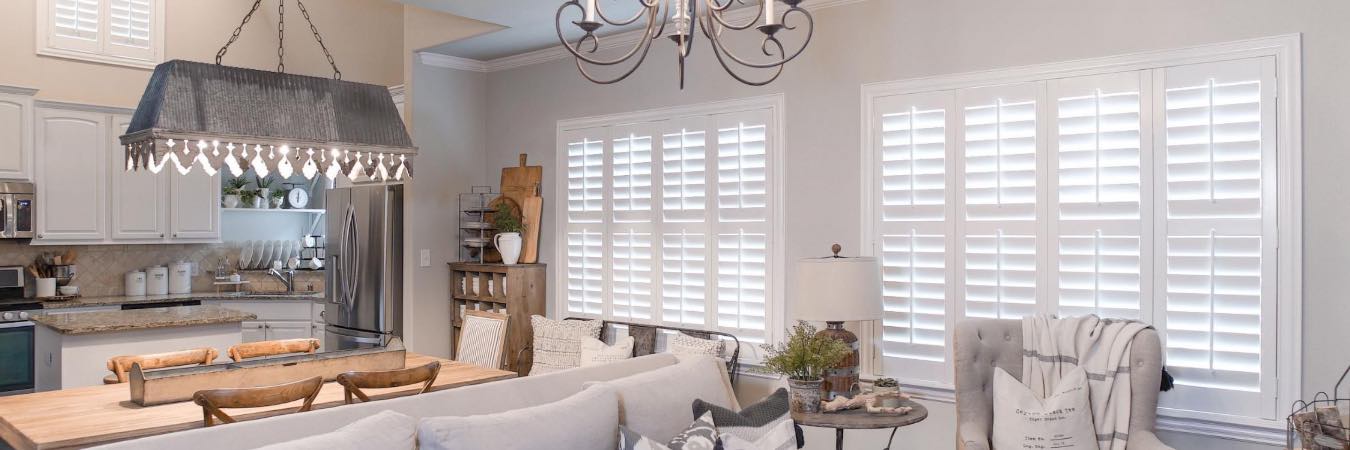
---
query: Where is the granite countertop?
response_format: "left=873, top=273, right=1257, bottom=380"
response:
left=39, top=291, right=324, bottom=310
left=30, top=305, right=258, bottom=335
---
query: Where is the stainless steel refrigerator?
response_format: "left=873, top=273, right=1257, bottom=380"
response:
left=324, top=184, right=403, bottom=351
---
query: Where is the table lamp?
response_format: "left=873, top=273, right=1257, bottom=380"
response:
left=793, top=244, right=883, bottom=400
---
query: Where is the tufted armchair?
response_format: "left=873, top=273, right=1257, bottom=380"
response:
left=953, top=318, right=1173, bottom=450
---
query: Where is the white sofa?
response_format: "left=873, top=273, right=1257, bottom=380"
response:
left=92, top=354, right=737, bottom=450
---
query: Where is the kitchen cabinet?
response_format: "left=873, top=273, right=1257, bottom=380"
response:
left=203, top=300, right=324, bottom=343
left=109, top=113, right=168, bottom=241
left=169, top=168, right=220, bottom=241
left=0, top=88, right=35, bottom=181
left=239, top=320, right=316, bottom=342
left=241, top=321, right=268, bottom=343
left=34, top=108, right=107, bottom=242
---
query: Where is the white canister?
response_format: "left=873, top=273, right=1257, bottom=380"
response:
left=35, top=278, right=56, bottom=298
left=125, top=271, right=147, bottom=296
left=146, top=266, right=169, bottom=295
left=169, top=261, right=192, bottom=294
left=494, top=232, right=523, bottom=265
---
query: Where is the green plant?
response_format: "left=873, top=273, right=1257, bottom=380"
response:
left=239, top=189, right=259, bottom=205
left=255, top=174, right=274, bottom=190
left=758, top=321, right=852, bottom=381
left=269, top=188, right=287, bottom=201
left=223, top=177, right=249, bottom=196
left=874, top=378, right=899, bottom=388
left=492, top=202, right=524, bottom=234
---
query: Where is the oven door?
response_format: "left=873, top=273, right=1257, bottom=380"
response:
left=0, top=322, right=35, bottom=395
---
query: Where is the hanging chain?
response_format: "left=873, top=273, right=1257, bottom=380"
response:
left=296, top=0, right=342, bottom=79
left=215, top=0, right=264, bottom=65
left=276, top=0, right=286, bottom=73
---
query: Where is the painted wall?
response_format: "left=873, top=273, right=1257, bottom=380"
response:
left=474, top=1, right=1350, bottom=448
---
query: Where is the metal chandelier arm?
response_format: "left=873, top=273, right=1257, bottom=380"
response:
left=704, top=31, right=787, bottom=86
left=706, top=0, right=766, bottom=31
left=555, top=1, right=660, bottom=67
left=596, top=0, right=662, bottom=26
left=572, top=22, right=662, bottom=84
left=697, top=4, right=813, bottom=69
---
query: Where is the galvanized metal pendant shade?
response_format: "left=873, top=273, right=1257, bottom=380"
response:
left=120, top=60, right=415, bottom=182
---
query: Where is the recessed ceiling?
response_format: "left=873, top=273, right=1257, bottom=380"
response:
left=401, top=0, right=652, bottom=61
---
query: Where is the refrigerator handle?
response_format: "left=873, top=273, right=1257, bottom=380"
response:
left=342, top=203, right=360, bottom=310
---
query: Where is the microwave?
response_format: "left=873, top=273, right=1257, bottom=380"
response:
left=0, top=182, right=34, bottom=239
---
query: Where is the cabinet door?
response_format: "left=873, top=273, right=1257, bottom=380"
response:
left=34, top=109, right=106, bottom=242
left=169, top=167, right=220, bottom=241
left=109, top=114, right=167, bottom=241
left=241, top=321, right=267, bottom=343
left=265, top=321, right=313, bottom=341
left=0, top=92, right=33, bottom=181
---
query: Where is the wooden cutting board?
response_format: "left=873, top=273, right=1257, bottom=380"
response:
left=521, top=185, right=543, bottom=264
left=500, top=153, right=543, bottom=209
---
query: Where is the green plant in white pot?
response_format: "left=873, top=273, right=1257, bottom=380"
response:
left=491, top=202, right=524, bottom=265
left=255, top=175, right=274, bottom=209
left=759, top=321, right=852, bottom=413
left=222, top=177, right=248, bottom=208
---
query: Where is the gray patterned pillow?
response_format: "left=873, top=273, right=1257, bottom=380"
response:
left=529, top=316, right=602, bottom=375
left=693, top=388, right=795, bottom=450
left=619, top=411, right=720, bottom=450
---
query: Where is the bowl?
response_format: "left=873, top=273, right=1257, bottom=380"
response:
left=58, top=286, right=79, bottom=296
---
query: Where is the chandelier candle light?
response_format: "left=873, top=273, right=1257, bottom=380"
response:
left=557, top=0, right=814, bottom=87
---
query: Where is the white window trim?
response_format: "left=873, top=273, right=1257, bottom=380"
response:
left=553, top=94, right=788, bottom=358
left=35, top=0, right=166, bottom=69
left=858, top=34, right=1302, bottom=445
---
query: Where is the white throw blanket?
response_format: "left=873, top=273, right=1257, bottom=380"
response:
left=1022, top=315, right=1150, bottom=450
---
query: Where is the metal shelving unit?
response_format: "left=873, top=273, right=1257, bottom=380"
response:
left=458, top=186, right=497, bottom=263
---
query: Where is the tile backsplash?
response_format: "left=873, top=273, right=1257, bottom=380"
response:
left=0, top=241, right=324, bottom=297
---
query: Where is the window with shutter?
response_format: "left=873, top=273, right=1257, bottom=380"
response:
left=53, top=0, right=100, bottom=41
left=40, top=0, right=162, bottom=67
left=107, top=0, right=152, bottom=49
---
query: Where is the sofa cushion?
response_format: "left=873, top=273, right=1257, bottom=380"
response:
left=529, top=316, right=603, bottom=374
left=254, top=410, right=415, bottom=450
left=581, top=335, right=635, bottom=367
left=667, top=334, right=725, bottom=358
left=418, top=384, right=620, bottom=450
left=694, top=388, right=793, bottom=450
left=618, top=411, right=720, bottom=450
left=589, top=355, right=740, bottom=443
left=992, top=367, right=1096, bottom=450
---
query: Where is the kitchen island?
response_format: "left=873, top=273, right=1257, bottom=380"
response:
left=31, top=305, right=255, bottom=391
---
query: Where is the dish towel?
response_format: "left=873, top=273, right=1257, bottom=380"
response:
left=1022, top=314, right=1150, bottom=450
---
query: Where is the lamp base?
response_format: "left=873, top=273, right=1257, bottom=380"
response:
left=817, top=321, right=859, bottom=400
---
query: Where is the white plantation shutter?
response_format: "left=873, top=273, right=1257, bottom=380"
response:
left=565, top=131, right=606, bottom=317
left=661, top=229, right=708, bottom=327
left=960, top=84, right=1041, bottom=320
left=567, top=136, right=606, bottom=218
left=108, top=0, right=152, bottom=49
left=53, top=0, right=100, bottom=40
left=870, top=92, right=953, bottom=383
left=716, top=230, right=768, bottom=342
left=610, top=227, right=654, bottom=320
left=1049, top=72, right=1149, bottom=320
left=712, top=110, right=772, bottom=343
left=566, top=228, right=605, bottom=316
left=1157, top=58, right=1277, bottom=419
left=611, top=128, right=654, bottom=221
left=43, top=0, right=159, bottom=64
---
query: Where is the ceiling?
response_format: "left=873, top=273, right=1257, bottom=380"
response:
left=401, top=0, right=653, bottom=61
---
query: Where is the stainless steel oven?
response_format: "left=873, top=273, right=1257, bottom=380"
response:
left=0, top=266, right=36, bottom=395
left=0, top=182, right=35, bottom=240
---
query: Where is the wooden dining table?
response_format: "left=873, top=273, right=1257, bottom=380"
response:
left=0, top=353, right=516, bottom=450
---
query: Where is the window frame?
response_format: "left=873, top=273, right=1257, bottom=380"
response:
left=554, top=94, right=787, bottom=361
left=35, top=0, right=166, bottom=69
left=859, top=35, right=1302, bottom=443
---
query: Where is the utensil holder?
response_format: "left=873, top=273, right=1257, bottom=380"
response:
left=36, top=278, right=56, bottom=298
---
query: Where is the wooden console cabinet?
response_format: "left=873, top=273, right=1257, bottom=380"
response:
left=448, top=263, right=546, bottom=375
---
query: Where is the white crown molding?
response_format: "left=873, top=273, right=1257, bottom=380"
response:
left=417, top=52, right=490, bottom=72
left=33, top=99, right=134, bottom=115
left=0, top=85, right=39, bottom=96
left=426, top=0, right=866, bottom=73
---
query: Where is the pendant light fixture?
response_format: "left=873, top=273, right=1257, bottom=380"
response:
left=119, top=0, right=416, bottom=182
left=556, top=0, right=814, bottom=88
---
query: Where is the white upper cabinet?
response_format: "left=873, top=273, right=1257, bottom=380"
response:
left=34, top=108, right=106, bottom=242
left=109, top=113, right=167, bottom=240
left=0, top=90, right=35, bottom=181
left=169, top=167, right=220, bottom=241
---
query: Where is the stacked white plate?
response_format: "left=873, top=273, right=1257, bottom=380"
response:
left=236, top=240, right=305, bottom=270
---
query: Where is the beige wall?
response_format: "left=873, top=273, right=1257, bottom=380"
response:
left=473, top=1, right=1350, bottom=448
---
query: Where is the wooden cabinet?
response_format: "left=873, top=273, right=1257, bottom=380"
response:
left=109, top=113, right=168, bottom=241
left=0, top=88, right=35, bottom=181
left=449, top=263, right=546, bottom=375
left=34, top=108, right=106, bottom=242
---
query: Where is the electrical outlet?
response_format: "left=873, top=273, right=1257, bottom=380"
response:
left=419, top=249, right=431, bottom=267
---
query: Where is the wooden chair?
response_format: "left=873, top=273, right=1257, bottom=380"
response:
left=227, top=338, right=321, bottom=362
left=335, top=361, right=441, bottom=404
left=192, top=376, right=324, bottom=426
left=456, top=310, right=509, bottom=369
left=104, top=348, right=219, bottom=384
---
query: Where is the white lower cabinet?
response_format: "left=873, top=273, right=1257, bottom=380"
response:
left=205, top=300, right=323, bottom=343
left=241, top=320, right=268, bottom=343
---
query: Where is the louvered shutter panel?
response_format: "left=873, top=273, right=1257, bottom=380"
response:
left=108, top=0, right=151, bottom=48
left=662, top=121, right=708, bottom=223
left=662, top=229, right=707, bottom=327
left=564, top=130, right=607, bottom=316
left=566, top=228, right=605, bottom=316
left=612, top=128, right=654, bottom=221
left=608, top=125, right=656, bottom=321
left=1049, top=72, right=1148, bottom=320
left=870, top=92, right=952, bottom=383
left=610, top=228, right=654, bottom=320
left=53, top=0, right=99, bottom=40
left=960, top=83, right=1040, bottom=320
left=712, top=110, right=773, bottom=342
left=1157, top=57, right=1276, bottom=419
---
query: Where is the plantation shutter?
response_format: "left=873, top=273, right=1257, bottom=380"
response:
left=1156, top=57, right=1277, bottom=419
left=713, top=110, right=772, bottom=343
left=1049, top=71, right=1149, bottom=320
left=50, top=0, right=101, bottom=53
left=565, top=130, right=607, bottom=316
left=959, top=83, right=1041, bottom=320
left=107, top=0, right=152, bottom=49
left=871, top=91, right=953, bottom=383
left=609, top=125, right=656, bottom=321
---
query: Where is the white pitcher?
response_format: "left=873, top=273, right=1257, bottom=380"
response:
left=494, top=232, right=522, bottom=265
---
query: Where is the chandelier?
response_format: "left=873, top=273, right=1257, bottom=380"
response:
left=556, top=0, right=814, bottom=88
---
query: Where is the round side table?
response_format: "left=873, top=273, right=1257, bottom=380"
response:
left=791, top=399, right=928, bottom=450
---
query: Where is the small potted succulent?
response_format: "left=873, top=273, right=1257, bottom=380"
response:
left=491, top=202, right=524, bottom=265
left=255, top=175, right=274, bottom=209
left=759, top=321, right=852, bottom=413
left=222, top=177, right=248, bottom=208
left=269, top=188, right=286, bottom=209
left=239, top=189, right=261, bottom=209
left=872, top=378, right=899, bottom=395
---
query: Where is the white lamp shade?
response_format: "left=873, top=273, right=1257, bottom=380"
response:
left=793, top=256, right=883, bottom=322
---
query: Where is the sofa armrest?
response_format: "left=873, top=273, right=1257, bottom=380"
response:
left=1127, top=430, right=1174, bottom=450
left=957, top=422, right=991, bottom=450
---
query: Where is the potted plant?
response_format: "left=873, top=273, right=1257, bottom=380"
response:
left=491, top=201, right=524, bottom=265
left=269, top=188, right=286, bottom=209
left=239, top=189, right=261, bottom=209
left=872, top=377, right=899, bottom=395
left=255, top=175, right=274, bottom=209
left=759, top=321, right=852, bottom=413
left=222, top=177, right=248, bottom=208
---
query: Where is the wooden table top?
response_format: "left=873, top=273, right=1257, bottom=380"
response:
left=792, top=399, right=929, bottom=430
left=0, top=353, right=516, bottom=450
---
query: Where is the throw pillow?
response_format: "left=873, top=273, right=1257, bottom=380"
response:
left=255, top=410, right=416, bottom=450
left=992, top=367, right=1097, bottom=450
left=693, top=388, right=795, bottom=450
left=618, top=411, right=720, bottom=450
left=586, top=355, right=740, bottom=443
left=418, top=384, right=620, bottom=450
left=667, top=333, right=725, bottom=358
left=581, top=335, right=635, bottom=367
left=529, top=315, right=603, bottom=375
